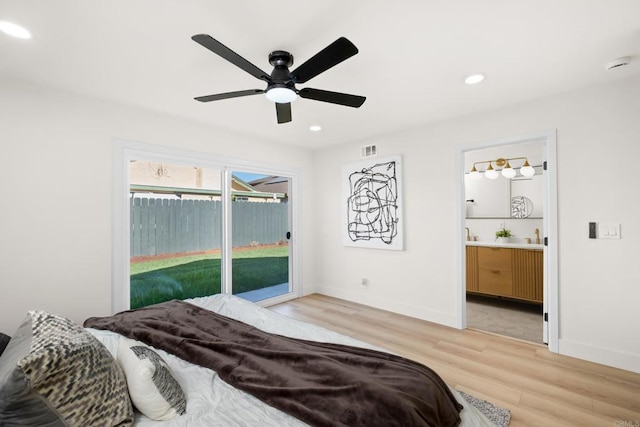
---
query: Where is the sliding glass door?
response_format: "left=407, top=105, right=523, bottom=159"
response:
left=230, top=172, right=291, bottom=302
left=122, top=152, right=296, bottom=311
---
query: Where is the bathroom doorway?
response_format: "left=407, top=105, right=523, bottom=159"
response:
left=456, top=131, right=558, bottom=351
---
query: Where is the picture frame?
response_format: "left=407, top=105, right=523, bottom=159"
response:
left=341, top=155, right=403, bottom=250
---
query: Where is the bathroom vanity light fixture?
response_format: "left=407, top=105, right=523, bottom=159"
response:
left=468, top=157, right=535, bottom=180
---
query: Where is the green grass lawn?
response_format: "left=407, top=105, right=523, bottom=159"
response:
left=130, top=246, right=288, bottom=309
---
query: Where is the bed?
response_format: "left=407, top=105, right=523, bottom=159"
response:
left=0, top=294, right=506, bottom=426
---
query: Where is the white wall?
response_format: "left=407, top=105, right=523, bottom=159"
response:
left=0, top=77, right=316, bottom=333
left=313, top=75, right=640, bottom=373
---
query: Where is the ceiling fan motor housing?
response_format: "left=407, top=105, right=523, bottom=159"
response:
left=268, top=51, right=296, bottom=91
left=268, top=50, right=294, bottom=68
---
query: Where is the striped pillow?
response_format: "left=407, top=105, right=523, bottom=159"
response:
left=0, top=311, right=133, bottom=426
left=117, top=337, right=186, bottom=420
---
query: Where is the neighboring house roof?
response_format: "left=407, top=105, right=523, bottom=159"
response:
left=231, top=175, right=260, bottom=192
left=248, top=176, right=289, bottom=196
left=128, top=161, right=285, bottom=200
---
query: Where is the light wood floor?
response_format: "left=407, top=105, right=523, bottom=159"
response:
left=270, top=294, right=640, bottom=427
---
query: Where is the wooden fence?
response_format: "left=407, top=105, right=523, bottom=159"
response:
left=130, top=198, right=288, bottom=257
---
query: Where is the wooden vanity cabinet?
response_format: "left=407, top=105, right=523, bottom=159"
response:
left=511, top=249, right=543, bottom=302
left=466, top=246, right=542, bottom=303
left=465, top=246, right=479, bottom=292
left=478, top=247, right=513, bottom=296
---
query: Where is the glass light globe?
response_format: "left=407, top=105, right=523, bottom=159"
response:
left=484, top=167, right=499, bottom=179
left=501, top=163, right=516, bottom=178
left=469, top=171, right=482, bottom=180
left=520, top=165, right=535, bottom=177
left=266, top=87, right=297, bottom=103
left=468, top=165, right=483, bottom=180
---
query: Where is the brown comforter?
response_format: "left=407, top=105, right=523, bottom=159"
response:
left=84, top=300, right=462, bottom=427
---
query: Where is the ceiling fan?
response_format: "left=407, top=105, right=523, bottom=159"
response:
left=191, top=34, right=366, bottom=124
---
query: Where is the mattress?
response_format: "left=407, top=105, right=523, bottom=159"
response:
left=87, top=294, right=496, bottom=426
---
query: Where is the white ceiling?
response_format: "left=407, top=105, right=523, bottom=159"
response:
left=1, top=0, right=639, bottom=149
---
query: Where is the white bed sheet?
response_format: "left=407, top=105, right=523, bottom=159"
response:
left=87, top=294, right=495, bottom=426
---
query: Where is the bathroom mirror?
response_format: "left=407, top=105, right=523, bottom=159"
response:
left=465, top=175, right=510, bottom=218
left=465, top=166, right=543, bottom=218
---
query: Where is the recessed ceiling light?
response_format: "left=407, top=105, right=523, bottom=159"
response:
left=309, top=125, right=322, bottom=132
left=0, top=21, right=32, bottom=39
left=464, top=74, right=485, bottom=85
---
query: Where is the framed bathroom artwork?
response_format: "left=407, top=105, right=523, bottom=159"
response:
left=341, top=154, right=404, bottom=251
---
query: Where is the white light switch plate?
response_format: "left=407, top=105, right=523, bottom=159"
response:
left=598, top=223, right=621, bottom=239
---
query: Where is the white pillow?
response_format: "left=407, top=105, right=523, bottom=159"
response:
left=117, top=337, right=187, bottom=420
left=86, top=328, right=120, bottom=358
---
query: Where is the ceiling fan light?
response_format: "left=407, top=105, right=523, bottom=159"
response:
left=266, top=87, right=297, bottom=103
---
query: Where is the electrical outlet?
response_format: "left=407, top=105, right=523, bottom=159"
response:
left=361, top=278, right=368, bottom=287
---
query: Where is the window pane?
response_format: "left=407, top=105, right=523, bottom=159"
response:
left=129, top=161, right=222, bottom=308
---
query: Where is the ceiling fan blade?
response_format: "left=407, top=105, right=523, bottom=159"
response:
left=192, top=34, right=271, bottom=82
left=275, top=103, right=292, bottom=124
left=298, top=88, right=366, bottom=108
left=291, top=37, right=359, bottom=84
left=195, top=89, right=264, bottom=102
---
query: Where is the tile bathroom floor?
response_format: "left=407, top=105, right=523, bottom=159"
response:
left=466, top=294, right=544, bottom=344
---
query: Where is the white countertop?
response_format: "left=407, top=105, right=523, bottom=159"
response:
left=466, top=241, right=544, bottom=250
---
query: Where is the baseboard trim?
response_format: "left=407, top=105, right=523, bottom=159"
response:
left=559, top=338, right=640, bottom=374
left=315, top=285, right=457, bottom=328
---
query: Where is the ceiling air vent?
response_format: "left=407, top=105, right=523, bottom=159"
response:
left=605, top=56, right=631, bottom=70
left=361, top=144, right=377, bottom=158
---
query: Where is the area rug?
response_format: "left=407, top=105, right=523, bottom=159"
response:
left=459, top=390, right=511, bottom=426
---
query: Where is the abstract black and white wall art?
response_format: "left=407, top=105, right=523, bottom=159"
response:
left=342, top=155, right=403, bottom=250
left=511, top=195, right=533, bottom=218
